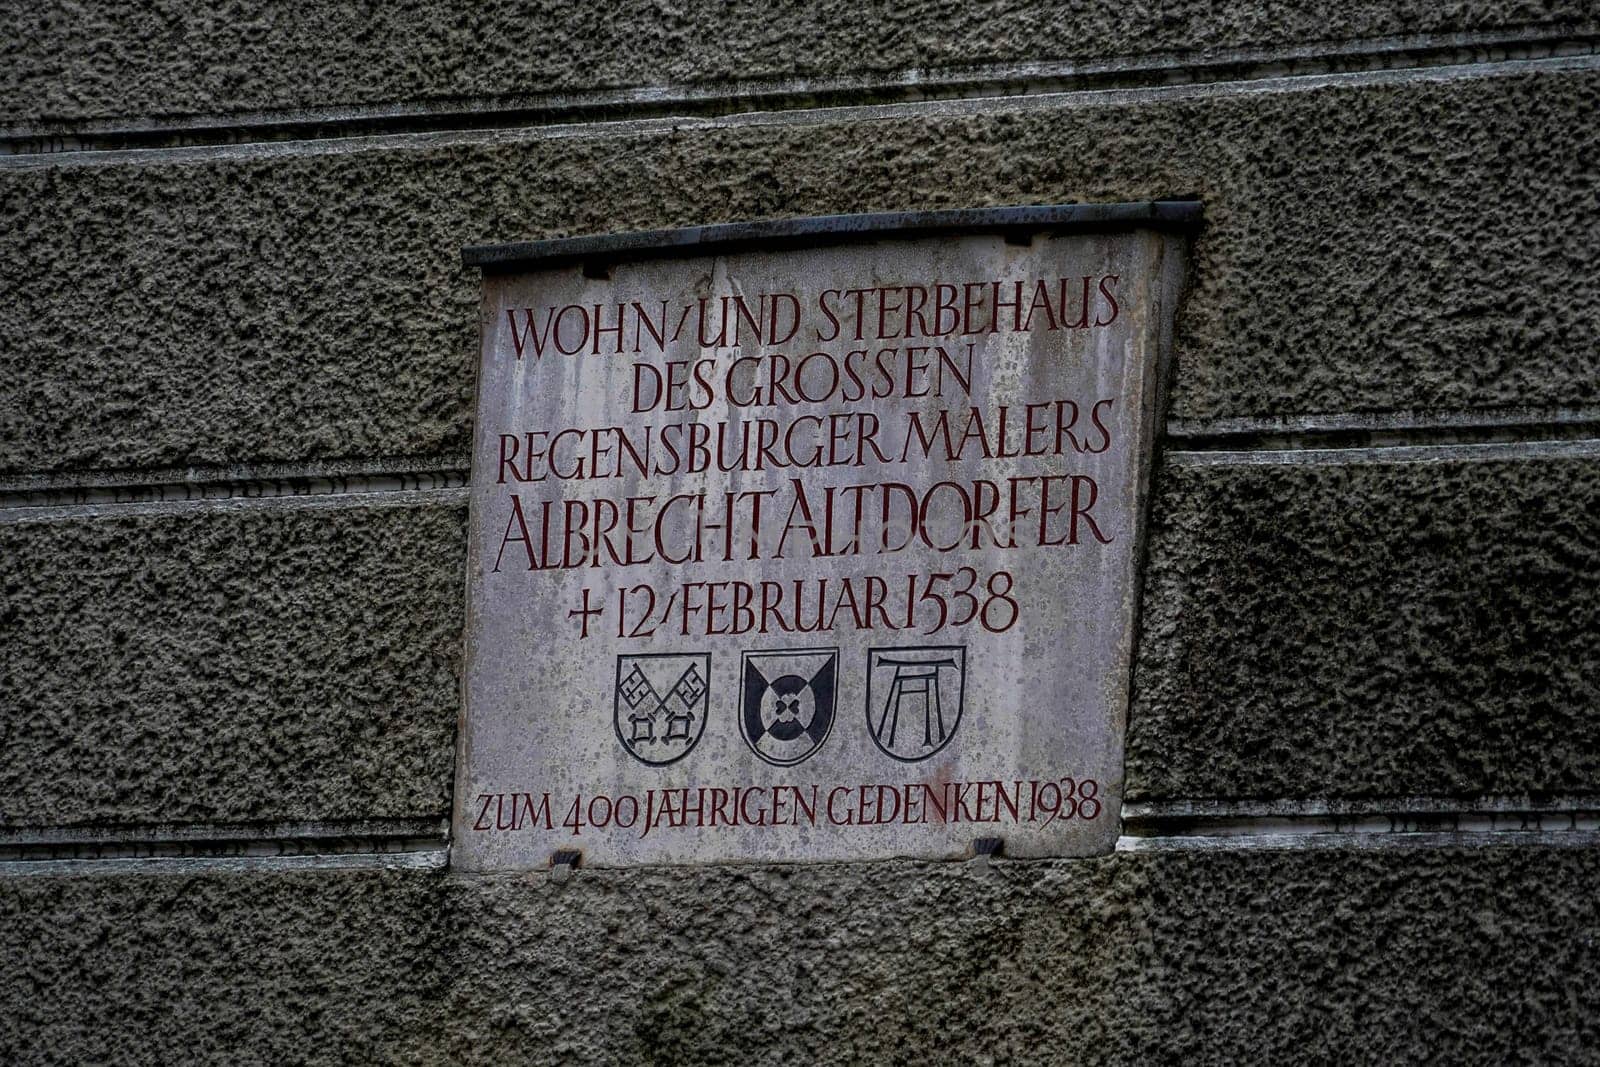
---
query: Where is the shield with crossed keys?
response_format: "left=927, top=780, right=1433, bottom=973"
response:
left=613, top=652, right=710, bottom=766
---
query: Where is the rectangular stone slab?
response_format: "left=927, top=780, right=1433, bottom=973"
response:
left=454, top=205, right=1193, bottom=867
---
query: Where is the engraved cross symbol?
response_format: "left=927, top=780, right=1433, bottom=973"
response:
left=567, top=587, right=603, bottom=638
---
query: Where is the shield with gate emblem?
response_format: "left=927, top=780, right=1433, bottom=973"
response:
left=739, top=648, right=839, bottom=766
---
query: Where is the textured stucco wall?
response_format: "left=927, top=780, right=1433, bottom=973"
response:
left=2, top=3, right=1598, bottom=1064
left=7, top=460, right=1599, bottom=830
left=1130, top=455, right=1600, bottom=799
left=4, top=849, right=1599, bottom=1066
left=5, top=68, right=1600, bottom=474
left=4, top=2, right=1594, bottom=124
left=0, top=503, right=463, bottom=826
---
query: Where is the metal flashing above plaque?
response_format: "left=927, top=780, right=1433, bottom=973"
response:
left=455, top=203, right=1197, bottom=869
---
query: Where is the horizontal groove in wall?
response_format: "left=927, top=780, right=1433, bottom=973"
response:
left=5, top=51, right=1598, bottom=171
left=0, top=817, right=451, bottom=875
left=5, top=800, right=1596, bottom=873
left=0, top=485, right=468, bottom=524
left=1124, top=797, right=1600, bottom=834
left=0, top=849, right=450, bottom=877
left=1124, top=795, right=1600, bottom=820
left=0, top=456, right=469, bottom=511
left=1121, top=796, right=1600, bottom=851
left=4, top=26, right=1596, bottom=155
left=1166, top=437, right=1600, bottom=468
left=0, top=816, right=447, bottom=850
left=4, top=409, right=1595, bottom=520
left=0, top=453, right=469, bottom=496
left=1115, top=830, right=1600, bottom=852
left=1166, top=405, right=1600, bottom=451
left=1165, top=405, right=1600, bottom=466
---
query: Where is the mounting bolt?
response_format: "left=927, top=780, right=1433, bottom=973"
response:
left=549, top=849, right=581, bottom=884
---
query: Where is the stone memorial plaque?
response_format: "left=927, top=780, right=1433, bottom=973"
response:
left=454, top=204, right=1196, bottom=869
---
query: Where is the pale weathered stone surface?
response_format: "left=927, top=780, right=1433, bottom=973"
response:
left=2, top=848, right=1597, bottom=1065
left=460, top=228, right=1181, bottom=867
left=1, top=1, right=1592, bottom=125
left=0, top=503, right=464, bottom=826
left=4, top=69, right=1597, bottom=476
left=1127, top=455, right=1600, bottom=801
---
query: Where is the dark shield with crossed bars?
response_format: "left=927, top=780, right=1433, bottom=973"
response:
left=739, top=648, right=839, bottom=766
left=613, top=652, right=710, bottom=766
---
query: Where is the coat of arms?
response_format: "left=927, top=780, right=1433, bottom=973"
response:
left=739, top=648, right=839, bottom=766
left=613, top=652, right=710, bottom=765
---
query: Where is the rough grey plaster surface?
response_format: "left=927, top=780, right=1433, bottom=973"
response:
left=4, top=69, right=1598, bottom=476
left=1, top=6, right=1596, bottom=1064
left=0, top=503, right=464, bottom=826
left=7, top=457, right=1597, bottom=828
left=2, top=848, right=1597, bottom=1065
left=1127, top=456, right=1600, bottom=801
left=1, top=2, right=1591, bottom=125
left=6, top=455, right=1595, bottom=828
